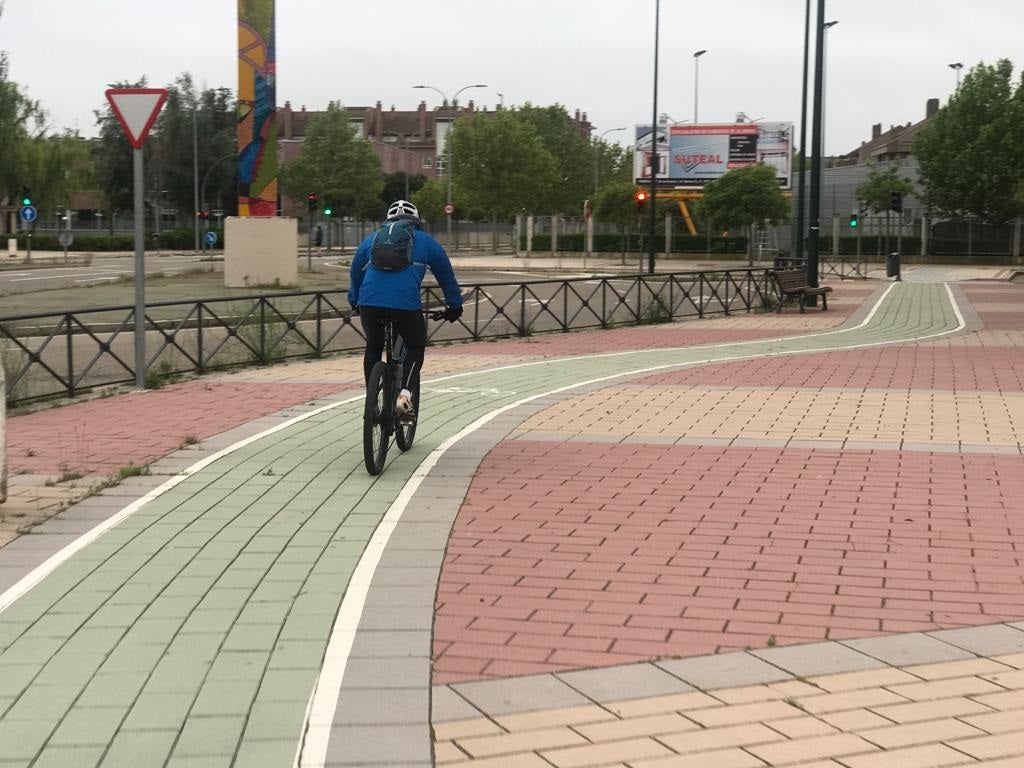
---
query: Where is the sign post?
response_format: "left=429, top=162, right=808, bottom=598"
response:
left=105, top=88, right=167, bottom=388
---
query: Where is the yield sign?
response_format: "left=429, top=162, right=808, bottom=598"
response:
left=105, top=88, right=168, bottom=149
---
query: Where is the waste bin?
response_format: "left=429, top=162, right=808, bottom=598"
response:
left=886, top=252, right=901, bottom=281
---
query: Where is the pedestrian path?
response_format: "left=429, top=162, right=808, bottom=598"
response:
left=1, top=279, right=1022, bottom=767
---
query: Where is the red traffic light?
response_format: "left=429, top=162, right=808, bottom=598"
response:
left=635, top=191, right=648, bottom=202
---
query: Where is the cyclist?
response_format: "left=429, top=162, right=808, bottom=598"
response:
left=349, top=200, right=463, bottom=421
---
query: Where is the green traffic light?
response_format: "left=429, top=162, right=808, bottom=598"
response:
left=324, top=207, right=332, bottom=216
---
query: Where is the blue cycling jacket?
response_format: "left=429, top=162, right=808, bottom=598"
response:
left=348, top=223, right=463, bottom=311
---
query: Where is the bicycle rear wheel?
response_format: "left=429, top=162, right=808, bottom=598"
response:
left=363, top=361, right=391, bottom=475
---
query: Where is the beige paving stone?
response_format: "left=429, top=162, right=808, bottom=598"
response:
left=819, top=709, right=894, bottom=731
left=434, top=740, right=469, bottom=764
left=839, top=743, right=980, bottom=768
left=884, top=676, right=1005, bottom=701
left=713, top=680, right=823, bottom=704
left=457, top=726, right=587, bottom=758
left=631, top=747, right=769, bottom=768
left=794, top=688, right=909, bottom=715
left=980, top=670, right=1024, bottom=688
left=433, top=717, right=504, bottom=742
left=960, top=709, right=1024, bottom=735
left=869, top=696, right=995, bottom=724
left=571, top=713, right=698, bottom=742
left=808, top=668, right=920, bottom=693
left=657, top=723, right=785, bottom=753
left=992, top=653, right=1024, bottom=670
left=904, top=658, right=1017, bottom=681
left=685, top=700, right=806, bottom=728
left=451, top=753, right=556, bottom=768
left=541, top=736, right=674, bottom=768
left=959, top=757, right=1024, bottom=767
left=857, top=717, right=986, bottom=748
left=494, top=705, right=617, bottom=732
left=746, top=733, right=878, bottom=765
left=603, top=692, right=721, bottom=718
left=763, top=715, right=839, bottom=739
left=971, top=690, right=1024, bottom=711
left=947, top=732, right=1024, bottom=760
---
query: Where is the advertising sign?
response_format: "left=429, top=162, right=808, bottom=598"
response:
left=634, top=121, right=793, bottom=189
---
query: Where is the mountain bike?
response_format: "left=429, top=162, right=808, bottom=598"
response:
left=362, top=310, right=446, bottom=475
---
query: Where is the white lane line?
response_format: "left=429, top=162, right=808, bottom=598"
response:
left=293, top=282, right=964, bottom=768
left=11, top=271, right=129, bottom=283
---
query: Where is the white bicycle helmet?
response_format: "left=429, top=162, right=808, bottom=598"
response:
left=386, top=199, right=419, bottom=221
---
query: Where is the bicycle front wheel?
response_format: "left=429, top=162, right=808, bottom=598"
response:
left=363, top=361, right=391, bottom=475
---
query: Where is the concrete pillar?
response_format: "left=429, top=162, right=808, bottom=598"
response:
left=1013, top=216, right=1022, bottom=262
left=921, top=215, right=929, bottom=258
left=664, top=212, right=673, bottom=256
left=551, top=215, right=558, bottom=255
left=526, top=216, right=534, bottom=254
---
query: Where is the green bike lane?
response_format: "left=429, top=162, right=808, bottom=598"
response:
left=0, top=283, right=964, bottom=767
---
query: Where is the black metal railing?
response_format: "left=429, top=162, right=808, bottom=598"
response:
left=2, top=268, right=785, bottom=407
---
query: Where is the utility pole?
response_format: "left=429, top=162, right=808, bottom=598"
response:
left=805, top=0, right=826, bottom=303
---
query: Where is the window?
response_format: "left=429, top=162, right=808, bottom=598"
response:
left=421, top=157, right=433, bottom=169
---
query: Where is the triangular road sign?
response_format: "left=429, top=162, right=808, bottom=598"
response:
left=105, top=88, right=168, bottom=149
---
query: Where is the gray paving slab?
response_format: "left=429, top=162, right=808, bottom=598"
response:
left=430, top=685, right=483, bottom=723
left=451, top=674, right=592, bottom=716
left=332, top=687, right=429, bottom=725
left=323, top=723, right=431, bottom=766
left=657, top=651, right=796, bottom=689
left=841, top=632, right=976, bottom=666
left=927, top=624, right=1024, bottom=656
left=556, top=662, right=693, bottom=702
left=751, top=641, right=885, bottom=677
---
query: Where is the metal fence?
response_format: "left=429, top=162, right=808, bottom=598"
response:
left=0, top=268, right=794, bottom=407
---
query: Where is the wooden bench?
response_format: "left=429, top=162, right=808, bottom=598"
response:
left=770, top=268, right=833, bottom=313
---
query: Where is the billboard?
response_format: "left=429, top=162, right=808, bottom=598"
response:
left=634, top=121, right=793, bottom=189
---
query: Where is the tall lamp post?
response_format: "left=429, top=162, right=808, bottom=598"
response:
left=693, top=50, right=707, bottom=123
left=948, top=61, right=963, bottom=88
left=647, top=0, right=661, bottom=275
left=413, top=83, right=487, bottom=245
left=806, top=0, right=827, bottom=298
left=594, top=127, right=626, bottom=195
left=821, top=21, right=838, bottom=162
left=794, top=0, right=812, bottom=266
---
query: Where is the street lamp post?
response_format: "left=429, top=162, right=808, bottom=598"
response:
left=806, top=0, right=827, bottom=299
left=693, top=50, right=707, bottom=123
left=948, top=61, right=963, bottom=88
left=413, top=83, right=487, bottom=246
left=794, top=0, right=812, bottom=266
left=821, top=21, right=838, bottom=162
left=647, top=0, right=661, bottom=275
left=594, top=127, right=626, bottom=195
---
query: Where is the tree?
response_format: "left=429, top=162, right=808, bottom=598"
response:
left=856, top=164, right=915, bottom=214
left=279, top=102, right=383, bottom=222
left=410, top=179, right=445, bottom=226
left=449, top=110, right=558, bottom=220
left=153, top=74, right=237, bottom=219
left=512, top=104, right=593, bottom=213
left=694, top=164, right=790, bottom=263
left=594, top=181, right=641, bottom=258
left=381, top=171, right=426, bottom=206
left=0, top=2, right=45, bottom=220
left=914, top=59, right=1024, bottom=223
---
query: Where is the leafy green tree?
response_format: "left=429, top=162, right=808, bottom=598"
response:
left=279, top=102, right=383, bottom=222
left=449, top=110, right=558, bottom=220
left=512, top=104, right=592, bottom=213
left=410, top=178, right=445, bottom=226
left=153, top=74, right=237, bottom=218
left=914, top=59, right=1024, bottom=222
left=694, top=163, right=790, bottom=262
left=594, top=181, right=642, bottom=257
left=0, top=9, right=44, bottom=217
left=380, top=171, right=426, bottom=206
left=593, top=140, right=632, bottom=197
left=856, top=164, right=915, bottom=214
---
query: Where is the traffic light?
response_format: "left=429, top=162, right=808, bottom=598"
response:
left=20, top=187, right=31, bottom=206
left=307, top=192, right=318, bottom=213
left=635, top=190, right=648, bottom=212
left=890, top=191, right=903, bottom=213
left=323, top=206, right=333, bottom=217
left=849, top=213, right=859, bottom=228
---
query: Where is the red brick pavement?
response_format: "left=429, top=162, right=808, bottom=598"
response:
left=632, top=346, right=1024, bottom=392
left=434, top=441, right=1024, bottom=683
left=8, top=380, right=349, bottom=476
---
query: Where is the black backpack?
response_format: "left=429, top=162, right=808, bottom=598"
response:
left=369, top=219, right=416, bottom=272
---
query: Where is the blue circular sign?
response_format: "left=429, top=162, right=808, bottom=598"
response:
left=204, top=231, right=218, bottom=246
left=19, top=205, right=37, bottom=223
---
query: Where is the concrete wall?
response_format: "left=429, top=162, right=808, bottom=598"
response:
left=224, top=217, right=299, bottom=288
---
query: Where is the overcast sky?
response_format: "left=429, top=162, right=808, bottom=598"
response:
left=2, top=0, right=1021, bottom=156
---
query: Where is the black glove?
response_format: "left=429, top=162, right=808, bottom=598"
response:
left=350, top=305, right=360, bottom=316
left=443, top=305, right=463, bottom=323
